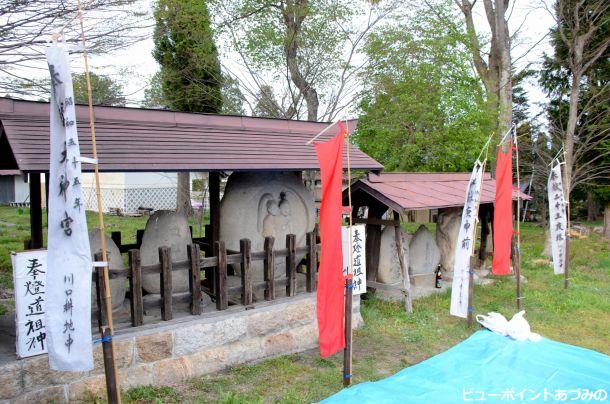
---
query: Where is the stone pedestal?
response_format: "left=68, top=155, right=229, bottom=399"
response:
left=140, top=211, right=192, bottom=294
left=219, top=171, right=315, bottom=280
left=89, top=228, right=126, bottom=311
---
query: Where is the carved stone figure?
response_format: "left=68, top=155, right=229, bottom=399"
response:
left=89, top=228, right=126, bottom=311
left=409, top=225, right=441, bottom=287
left=220, top=171, right=315, bottom=283
left=140, top=210, right=192, bottom=294
left=377, top=225, right=410, bottom=285
left=435, top=207, right=462, bottom=278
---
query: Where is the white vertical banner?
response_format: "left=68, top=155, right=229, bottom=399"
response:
left=548, top=162, right=567, bottom=275
left=450, top=160, right=484, bottom=318
left=12, top=250, right=48, bottom=358
left=45, top=44, right=94, bottom=371
left=342, top=224, right=366, bottom=294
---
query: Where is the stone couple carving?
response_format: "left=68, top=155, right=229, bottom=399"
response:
left=220, top=171, right=315, bottom=285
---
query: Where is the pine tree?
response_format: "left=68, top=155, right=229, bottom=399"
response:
left=152, top=0, right=223, bottom=215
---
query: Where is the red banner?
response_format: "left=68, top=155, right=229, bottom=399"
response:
left=314, top=122, right=346, bottom=357
left=492, top=145, right=513, bottom=275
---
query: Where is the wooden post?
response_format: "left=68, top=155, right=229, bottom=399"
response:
left=306, top=231, right=317, bottom=292
left=187, top=244, right=202, bottom=315
left=44, top=171, right=49, bottom=222
left=467, top=256, right=476, bottom=327
left=136, top=229, right=144, bottom=248
left=343, top=276, right=353, bottom=387
left=209, top=172, right=220, bottom=246
left=286, top=234, right=297, bottom=297
left=513, top=241, right=522, bottom=310
left=215, top=241, right=228, bottom=310
left=111, top=231, right=122, bottom=251
left=94, top=252, right=107, bottom=331
left=240, top=239, right=253, bottom=306
left=393, top=211, right=412, bottom=313
left=128, top=249, right=143, bottom=326
left=29, top=172, right=43, bottom=249
left=264, top=236, right=275, bottom=300
left=159, top=246, right=173, bottom=321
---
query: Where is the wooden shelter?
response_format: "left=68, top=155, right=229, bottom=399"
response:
left=0, top=97, right=382, bottom=250
left=343, top=172, right=531, bottom=301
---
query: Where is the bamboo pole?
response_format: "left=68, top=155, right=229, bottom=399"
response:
left=343, top=119, right=354, bottom=387
left=514, top=129, right=522, bottom=309
left=76, top=2, right=121, bottom=403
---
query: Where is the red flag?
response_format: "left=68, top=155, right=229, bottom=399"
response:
left=314, top=122, right=346, bottom=357
left=492, top=144, right=513, bottom=275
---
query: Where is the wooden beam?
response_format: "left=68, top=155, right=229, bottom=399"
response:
left=209, top=172, right=220, bottom=246
left=29, top=173, right=43, bottom=249
left=159, top=246, right=173, bottom=321
left=128, top=249, right=143, bottom=326
left=187, top=244, right=202, bottom=315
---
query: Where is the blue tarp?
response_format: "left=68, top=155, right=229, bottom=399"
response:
left=323, top=331, right=610, bottom=403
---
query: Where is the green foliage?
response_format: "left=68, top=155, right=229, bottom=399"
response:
left=355, top=3, right=493, bottom=172
left=72, top=72, right=126, bottom=106
left=153, top=0, right=222, bottom=113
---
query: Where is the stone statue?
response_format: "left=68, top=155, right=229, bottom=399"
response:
left=140, top=210, right=192, bottom=294
left=89, top=228, right=126, bottom=312
left=220, top=171, right=315, bottom=283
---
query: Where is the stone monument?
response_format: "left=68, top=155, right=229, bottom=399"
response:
left=435, top=207, right=461, bottom=278
left=377, top=225, right=410, bottom=285
left=220, top=171, right=315, bottom=284
left=409, top=225, right=441, bottom=288
left=89, top=228, right=126, bottom=311
left=140, top=210, right=192, bottom=294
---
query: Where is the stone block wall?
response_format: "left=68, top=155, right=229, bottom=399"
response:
left=0, top=293, right=362, bottom=403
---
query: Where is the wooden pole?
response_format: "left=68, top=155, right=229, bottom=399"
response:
left=343, top=120, right=353, bottom=387
left=514, top=130, right=522, bottom=309
left=562, top=149, right=570, bottom=289
left=28, top=173, right=43, bottom=249
left=393, top=210, right=412, bottom=313
left=76, top=2, right=120, bottom=402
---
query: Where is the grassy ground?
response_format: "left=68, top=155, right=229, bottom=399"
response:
left=1, top=207, right=608, bottom=402
left=126, top=221, right=607, bottom=403
left=0, top=206, right=207, bottom=299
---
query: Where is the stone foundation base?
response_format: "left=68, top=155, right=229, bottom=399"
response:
left=0, top=293, right=362, bottom=403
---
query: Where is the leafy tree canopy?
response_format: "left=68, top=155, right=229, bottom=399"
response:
left=354, top=3, right=493, bottom=172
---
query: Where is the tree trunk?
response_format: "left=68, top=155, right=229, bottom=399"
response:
left=283, top=0, right=319, bottom=122
left=176, top=172, right=193, bottom=216
left=586, top=190, right=599, bottom=221
left=563, top=70, right=581, bottom=196
left=604, top=202, right=610, bottom=239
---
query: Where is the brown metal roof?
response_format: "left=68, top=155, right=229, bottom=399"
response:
left=349, top=172, right=532, bottom=212
left=0, top=98, right=383, bottom=173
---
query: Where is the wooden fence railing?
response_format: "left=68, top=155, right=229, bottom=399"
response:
left=94, top=231, right=319, bottom=329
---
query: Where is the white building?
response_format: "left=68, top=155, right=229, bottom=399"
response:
left=0, top=172, right=30, bottom=205
left=81, top=172, right=178, bottom=213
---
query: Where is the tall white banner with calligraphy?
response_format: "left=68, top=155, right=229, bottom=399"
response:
left=548, top=162, right=567, bottom=275
left=450, top=160, right=484, bottom=318
left=45, top=45, right=94, bottom=371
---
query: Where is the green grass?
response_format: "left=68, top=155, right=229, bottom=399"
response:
left=124, top=221, right=606, bottom=403
left=1, top=207, right=608, bottom=403
left=0, top=206, right=207, bottom=293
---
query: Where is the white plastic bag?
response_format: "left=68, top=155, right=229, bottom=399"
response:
left=476, top=312, right=509, bottom=336
left=477, top=310, right=542, bottom=342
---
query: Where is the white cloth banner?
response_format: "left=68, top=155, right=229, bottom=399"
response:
left=45, top=45, right=94, bottom=371
left=12, top=250, right=48, bottom=358
left=450, top=160, right=484, bottom=318
left=548, top=162, right=567, bottom=275
left=342, top=224, right=366, bottom=294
